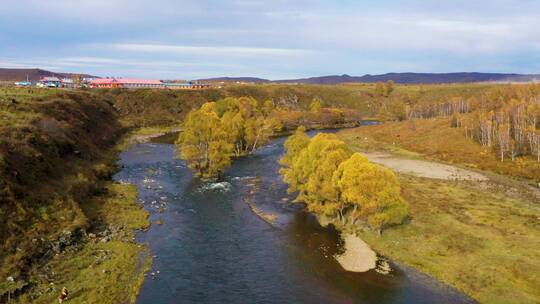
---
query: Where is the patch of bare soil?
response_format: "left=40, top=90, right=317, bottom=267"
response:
left=364, top=153, right=488, bottom=181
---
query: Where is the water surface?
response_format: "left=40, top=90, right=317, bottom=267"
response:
left=114, top=132, right=473, bottom=304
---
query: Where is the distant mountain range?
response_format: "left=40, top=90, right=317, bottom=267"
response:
left=198, top=76, right=270, bottom=83
left=2, top=68, right=539, bottom=84
left=0, top=68, right=96, bottom=82
left=200, top=72, right=540, bottom=84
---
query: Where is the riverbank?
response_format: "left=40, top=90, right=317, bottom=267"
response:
left=12, top=183, right=151, bottom=303
left=337, top=127, right=540, bottom=303
left=363, top=152, right=488, bottom=181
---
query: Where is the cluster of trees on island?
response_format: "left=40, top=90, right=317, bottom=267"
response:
left=280, top=127, right=409, bottom=234
left=175, top=96, right=365, bottom=179
left=176, top=97, right=281, bottom=179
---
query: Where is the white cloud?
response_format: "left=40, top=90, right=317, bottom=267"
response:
left=289, top=12, right=540, bottom=54
left=2, top=1, right=540, bottom=77
left=102, top=43, right=312, bottom=57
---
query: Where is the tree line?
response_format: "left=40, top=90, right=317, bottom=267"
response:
left=279, top=127, right=409, bottom=235
left=372, top=83, right=540, bottom=162
left=176, top=97, right=281, bottom=179
left=447, top=86, right=540, bottom=162
left=371, top=83, right=540, bottom=122
left=463, top=100, right=540, bottom=162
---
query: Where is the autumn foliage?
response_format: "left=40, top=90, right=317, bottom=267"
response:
left=177, top=102, right=233, bottom=179
left=394, top=84, right=540, bottom=162
left=176, top=97, right=280, bottom=179
left=280, top=129, right=408, bottom=234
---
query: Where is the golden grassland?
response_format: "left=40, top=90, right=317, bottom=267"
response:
left=337, top=126, right=540, bottom=303
left=339, top=117, right=540, bottom=181
left=360, top=177, right=540, bottom=303
left=0, top=88, right=57, bottom=126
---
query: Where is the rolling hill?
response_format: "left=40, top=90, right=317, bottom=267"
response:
left=2, top=67, right=539, bottom=84
left=196, top=76, right=270, bottom=83
left=200, top=72, right=540, bottom=84
left=0, top=68, right=97, bottom=82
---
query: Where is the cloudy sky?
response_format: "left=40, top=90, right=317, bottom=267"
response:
left=1, top=0, right=539, bottom=79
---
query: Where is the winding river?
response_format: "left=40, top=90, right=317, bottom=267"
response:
left=114, top=131, right=474, bottom=304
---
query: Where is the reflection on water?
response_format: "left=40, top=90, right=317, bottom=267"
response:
left=113, top=131, right=474, bottom=304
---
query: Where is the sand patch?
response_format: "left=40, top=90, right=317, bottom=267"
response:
left=364, top=153, right=488, bottom=181
left=131, top=128, right=182, bottom=143
left=335, top=234, right=377, bottom=272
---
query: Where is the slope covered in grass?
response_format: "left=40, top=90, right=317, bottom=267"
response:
left=0, top=89, right=138, bottom=300
left=15, top=184, right=151, bottom=304
left=103, top=83, right=501, bottom=128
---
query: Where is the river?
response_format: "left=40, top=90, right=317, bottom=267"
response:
left=113, top=131, right=474, bottom=304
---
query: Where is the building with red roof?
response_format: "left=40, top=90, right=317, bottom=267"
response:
left=90, top=78, right=164, bottom=89
left=89, top=78, right=211, bottom=90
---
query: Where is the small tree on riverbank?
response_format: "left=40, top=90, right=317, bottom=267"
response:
left=332, top=153, right=408, bottom=234
left=279, top=126, right=311, bottom=192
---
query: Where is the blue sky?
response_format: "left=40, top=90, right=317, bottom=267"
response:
left=1, top=0, right=539, bottom=79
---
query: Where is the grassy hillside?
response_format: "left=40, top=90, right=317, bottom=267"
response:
left=1, top=90, right=119, bottom=250
left=0, top=88, right=153, bottom=302
left=15, top=183, right=151, bottom=304
left=97, top=85, right=369, bottom=130
left=100, top=83, right=506, bottom=128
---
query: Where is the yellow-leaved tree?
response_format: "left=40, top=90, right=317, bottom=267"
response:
left=279, top=126, right=310, bottom=193
left=176, top=103, right=233, bottom=179
left=279, top=131, right=409, bottom=235
left=178, top=97, right=281, bottom=179
left=310, top=99, right=322, bottom=113
left=292, top=133, right=352, bottom=214
left=217, top=97, right=281, bottom=156
left=332, top=153, right=408, bottom=234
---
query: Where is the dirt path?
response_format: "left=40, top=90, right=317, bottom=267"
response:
left=364, top=152, right=488, bottom=181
